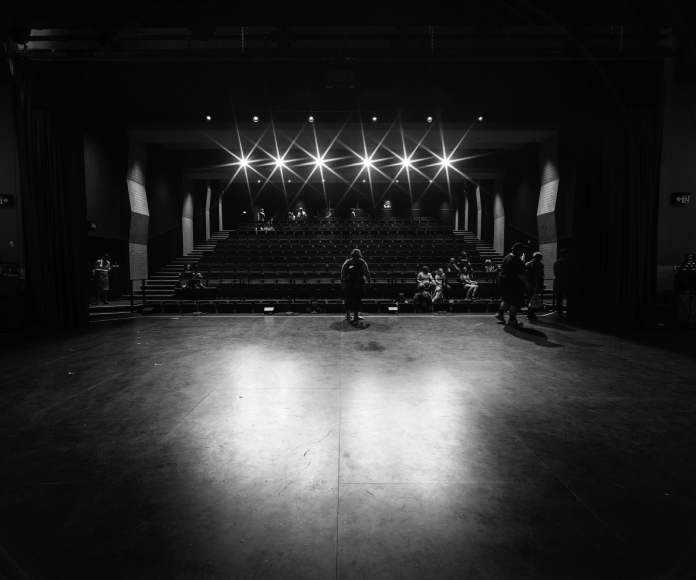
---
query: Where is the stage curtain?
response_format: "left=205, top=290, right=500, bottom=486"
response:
left=569, top=64, right=663, bottom=325
left=11, top=60, right=89, bottom=328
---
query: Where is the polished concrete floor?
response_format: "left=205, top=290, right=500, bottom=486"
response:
left=1, top=314, right=695, bottom=579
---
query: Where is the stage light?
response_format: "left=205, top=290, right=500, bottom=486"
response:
left=243, top=210, right=246, bottom=214
left=363, top=179, right=366, bottom=182
left=478, top=116, right=483, bottom=121
left=274, top=157, right=285, bottom=168
left=360, top=155, right=373, bottom=169
left=206, top=115, right=211, bottom=121
left=427, top=116, right=433, bottom=123
left=253, top=116, right=259, bottom=122
left=308, top=116, right=314, bottom=123
left=372, top=116, right=377, bottom=122
left=238, top=156, right=250, bottom=168
left=288, top=179, right=292, bottom=182
left=257, top=179, right=261, bottom=183
left=438, top=155, right=452, bottom=168
left=429, top=179, right=433, bottom=183
left=313, top=155, right=326, bottom=168
left=399, top=156, right=412, bottom=169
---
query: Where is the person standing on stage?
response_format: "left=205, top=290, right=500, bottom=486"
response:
left=94, top=253, right=111, bottom=305
left=525, top=252, right=545, bottom=320
left=341, top=248, right=371, bottom=323
left=495, top=243, right=533, bottom=327
left=553, top=248, right=571, bottom=321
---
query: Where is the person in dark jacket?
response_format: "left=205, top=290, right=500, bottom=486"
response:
left=525, top=252, right=544, bottom=320
left=495, top=243, right=533, bottom=327
left=341, top=248, right=371, bottom=323
left=553, top=248, right=571, bottom=321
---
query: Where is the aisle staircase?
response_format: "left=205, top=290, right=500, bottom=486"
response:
left=128, top=231, right=231, bottom=302
left=88, top=231, right=231, bottom=320
left=454, top=231, right=504, bottom=269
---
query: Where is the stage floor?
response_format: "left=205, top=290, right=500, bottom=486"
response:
left=1, top=315, right=695, bottom=579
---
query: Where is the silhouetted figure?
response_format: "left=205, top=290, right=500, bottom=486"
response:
left=553, top=248, right=571, bottom=321
left=495, top=243, right=533, bottom=327
left=94, top=253, right=111, bottom=305
left=341, top=248, right=370, bottom=323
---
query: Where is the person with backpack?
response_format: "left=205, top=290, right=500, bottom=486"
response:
left=524, top=252, right=545, bottom=320
left=341, top=248, right=371, bottom=323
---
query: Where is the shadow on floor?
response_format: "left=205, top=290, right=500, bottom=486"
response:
left=529, top=319, right=577, bottom=332
left=503, top=325, right=565, bottom=348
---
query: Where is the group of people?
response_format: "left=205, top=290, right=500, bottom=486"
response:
left=411, top=253, right=483, bottom=313
left=168, top=244, right=571, bottom=324
left=342, top=243, right=571, bottom=323
left=494, top=244, right=570, bottom=327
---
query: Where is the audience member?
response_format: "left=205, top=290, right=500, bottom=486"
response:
left=257, top=208, right=265, bottom=222
left=305, top=298, right=324, bottom=314
left=553, top=248, right=571, bottom=321
left=446, top=257, right=461, bottom=278
left=94, top=253, right=111, bottom=305
left=179, top=263, right=205, bottom=290
left=495, top=243, right=533, bottom=327
left=417, top=266, right=435, bottom=288
left=484, top=259, right=498, bottom=278
left=341, top=248, right=371, bottom=323
left=433, top=268, right=446, bottom=302
left=525, top=252, right=545, bottom=320
left=288, top=211, right=296, bottom=222
left=460, top=269, right=479, bottom=299
left=414, top=280, right=433, bottom=313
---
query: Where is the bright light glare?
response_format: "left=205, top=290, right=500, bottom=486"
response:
left=308, top=116, right=314, bottom=123
left=274, top=157, right=285, bottom=167
left=313, top=156, right=326, bottom=168
left=361, top=156, right=373, bottom=168
left=400, top=156, right=412, bottom=168
left=439, top=156, right=452, bottom=168
left=253, top=116, right=259, bottom=122
left=478, top=116, right=484, bottom=121
left=238, top=156, right=250, bottom=168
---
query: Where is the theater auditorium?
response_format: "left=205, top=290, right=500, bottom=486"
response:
left=1, top=3, right=696, bottom=579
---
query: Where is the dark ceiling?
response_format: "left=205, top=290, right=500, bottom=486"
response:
left=1, top=1, right=690, bottom=183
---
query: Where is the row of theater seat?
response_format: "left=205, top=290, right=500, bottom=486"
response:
left=176, top=280, right=498, bottom=301
left=145, top=299, right=501, bottom=315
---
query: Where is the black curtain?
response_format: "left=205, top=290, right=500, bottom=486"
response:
left=568, top=61, right=664, bottom=326
left=11, top=60, right=89, bottom=328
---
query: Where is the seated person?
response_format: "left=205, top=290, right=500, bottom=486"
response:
left=413, top=280, right=433, bottom=313
left=484, top=259, right=498, bottom=279
left=460, top=269, right=478, bottom=299
left=433, top=268, right=446, bottom=302
left=305, top=298, right=324, bottom=314
left=416, top=266, right=435, bottom=288
left=178, top=264, right=206, bottom=289
left=446, top=257, right=461, bottom=278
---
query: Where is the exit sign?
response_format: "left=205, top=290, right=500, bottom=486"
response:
left=0, top=194, right=15, bottom=208
left=670, top=192, right=691, bottom=206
